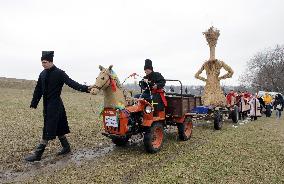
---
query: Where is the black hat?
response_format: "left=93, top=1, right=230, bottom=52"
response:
left=41, top=51, right=54, bottom=62
left=144, top=59, right=153, bottom=70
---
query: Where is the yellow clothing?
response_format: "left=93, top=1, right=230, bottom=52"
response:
left=263, top=94, right=272, bottom=105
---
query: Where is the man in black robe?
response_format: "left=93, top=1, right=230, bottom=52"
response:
left=137, top=59, right=167, bottom=112
left=25, top=51, right=90, bottom=162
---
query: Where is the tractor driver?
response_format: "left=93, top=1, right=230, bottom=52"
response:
left=136, top=59, right=167, bottom=112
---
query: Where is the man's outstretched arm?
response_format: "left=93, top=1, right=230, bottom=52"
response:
left=62, top=71, right=89, bottom=92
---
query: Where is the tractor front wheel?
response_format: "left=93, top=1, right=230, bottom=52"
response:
left=143, top=122, right=164, bottom=153
left=178, top=117, right=193, bottom=141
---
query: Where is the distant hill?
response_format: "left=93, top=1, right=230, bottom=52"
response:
left=0, top=77, right=78, bottom=92
left=0, top=77, right=36, bottom=90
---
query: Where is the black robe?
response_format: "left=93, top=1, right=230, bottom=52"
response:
left=30, top=65, right=88, bottom=140
left=139, top=71, right=166, bottom=111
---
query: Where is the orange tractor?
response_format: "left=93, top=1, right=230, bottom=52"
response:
left=101, top=79, right=201, bottom=153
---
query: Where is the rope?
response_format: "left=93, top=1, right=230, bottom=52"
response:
left=122, top=73, right=143, bottom=85
left=89, top=96, right=97, bottom=115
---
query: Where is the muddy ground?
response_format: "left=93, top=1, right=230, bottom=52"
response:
left=0, top=88, right=284, bottom=184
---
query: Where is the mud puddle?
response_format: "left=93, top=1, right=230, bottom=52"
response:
left=71, top=145, right=114, bottom=165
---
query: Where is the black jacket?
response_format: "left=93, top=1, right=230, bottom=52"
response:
left=140, top=71, right=166, bottom=91
left=139, top=71, right=166, bottom=111
left=30, top=65, right=88, bottom=140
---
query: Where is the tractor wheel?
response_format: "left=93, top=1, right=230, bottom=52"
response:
left=231, top=106, right=239, bottom=123
left=214, top=110, right=223, bottom=130
left=143, top=122, right=164, bottom=153
left=177, top=117, right=193, bottom=141
left=111, top=137, right=129, bottom=146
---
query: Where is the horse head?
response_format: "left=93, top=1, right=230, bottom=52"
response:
left=90, top=65, right=118, bottom=95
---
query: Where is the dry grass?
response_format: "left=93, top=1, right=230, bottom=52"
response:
left=0, top=87, right=284, bottom=184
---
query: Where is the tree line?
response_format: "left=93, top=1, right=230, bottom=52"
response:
left=240, top=45, right=284, bottom=94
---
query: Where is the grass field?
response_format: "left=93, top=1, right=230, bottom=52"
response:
left=0, top=87, right=284, bottom=184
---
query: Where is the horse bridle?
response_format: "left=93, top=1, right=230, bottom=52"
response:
left=92, top=75, right=111, bottom=90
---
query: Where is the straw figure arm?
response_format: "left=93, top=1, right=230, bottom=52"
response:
left=218, top=61, right=234, bottom=80
left=195, top=64, right=207, bottom=82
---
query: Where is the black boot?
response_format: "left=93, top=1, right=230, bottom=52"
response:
left=57, top=136, right=71, bottom=156
left=25, top=144, right=46, bottom=162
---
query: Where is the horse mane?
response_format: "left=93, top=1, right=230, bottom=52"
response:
left=109, top=69, right=122, bottom=89
left=107, top=68, right=135, bottom=106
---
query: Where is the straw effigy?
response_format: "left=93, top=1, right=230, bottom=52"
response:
left=195, top=27, right=234, bottom=106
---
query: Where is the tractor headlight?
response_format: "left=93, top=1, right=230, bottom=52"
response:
left=145, top=105, right=153, bottom=114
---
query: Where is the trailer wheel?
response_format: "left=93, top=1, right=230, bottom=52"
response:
left=111, top=137, right=129, bottom=146
left=143, top=122, right=164, bottom=153
left=214, top=110, right=223, bottom=130
left=231, top=106, right=239, bottom=123
left=178, top=117, right=193, bottom=141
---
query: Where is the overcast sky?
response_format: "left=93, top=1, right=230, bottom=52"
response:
left=1, top=0, right=284, bottom=86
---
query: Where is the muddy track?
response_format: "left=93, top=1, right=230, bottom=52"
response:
left=0, top=127, right=179, bottom=183
left=0, top=133, right=147, bottom=183
left=0, top=120, right=254, bottom=183
left=0, top=145, right=114, bottom=183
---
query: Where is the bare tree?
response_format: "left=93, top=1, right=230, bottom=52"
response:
left=240, top=45, right=284, bottom=93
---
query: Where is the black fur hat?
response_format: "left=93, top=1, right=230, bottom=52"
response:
left=144, top=59, right=153, bottom=70
left=41, top=51, right=54, bottom=62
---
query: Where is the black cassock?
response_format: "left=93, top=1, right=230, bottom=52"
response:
left=139, top=71, right=166, bottom=111
left=31, top=66, right=88, bottom=140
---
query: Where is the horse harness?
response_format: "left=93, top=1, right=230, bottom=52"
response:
left=92, top=74, right=111, bottom=90
left=91, top=72, right=131, bottom=104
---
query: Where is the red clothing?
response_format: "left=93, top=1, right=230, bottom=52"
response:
left=152, top=89, right=167, bottom=107
left=244, top=92, right=251, bottom=99
left=226, top=93, right=236, bottom=106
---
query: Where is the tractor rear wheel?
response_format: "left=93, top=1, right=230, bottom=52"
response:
left=178, top=117, right=193, bottom=141
left=111, top=137, right=129, bottom=146
left=214, top=110, right=223, bottom=130
left=143, top=122, right=164, bottom=153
